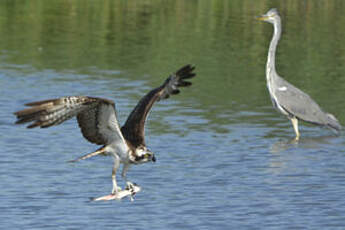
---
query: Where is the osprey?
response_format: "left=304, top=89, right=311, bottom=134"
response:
left=14, top=65, right=196, bottom=195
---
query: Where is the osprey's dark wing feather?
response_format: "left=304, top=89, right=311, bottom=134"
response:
left=14, top=96, right=127, bottom=145
left=121, top=65, right=196, bottom=147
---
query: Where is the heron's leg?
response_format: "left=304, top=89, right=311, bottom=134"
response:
left=111, top=156, right=121, bottom=194
left=290, top=117, right=300, bottom=141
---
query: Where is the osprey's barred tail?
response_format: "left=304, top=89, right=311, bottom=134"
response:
left=326, top=113, right=342, bottom=132
left=14, top=96, right=96, bottom=128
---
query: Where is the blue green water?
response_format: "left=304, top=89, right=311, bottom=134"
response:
left=1, top=1, right=345, bottom=229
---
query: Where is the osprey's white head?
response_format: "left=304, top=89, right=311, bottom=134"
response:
left=132, top=146, right=156, bottom=164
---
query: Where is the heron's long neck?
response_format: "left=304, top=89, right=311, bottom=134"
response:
left=266, top=18, right=281, bottom=82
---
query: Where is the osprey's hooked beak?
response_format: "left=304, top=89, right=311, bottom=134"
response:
left=144, top=151, right=156, bottom=162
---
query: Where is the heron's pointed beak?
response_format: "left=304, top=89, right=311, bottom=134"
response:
left=256, top=15, right=269, bottom=21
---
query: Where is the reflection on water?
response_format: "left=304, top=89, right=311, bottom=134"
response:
left=269, top=135, right=338, bottom=154
left=270, top=138, right=298, bottom=154
left=1, top=1, right=345, bottom=230
left=268, top=134, right=342, bottom=177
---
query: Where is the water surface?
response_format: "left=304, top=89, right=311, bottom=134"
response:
left=1, top=1, right=345, bottom=229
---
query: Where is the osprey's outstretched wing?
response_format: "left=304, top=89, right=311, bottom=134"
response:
left=14, top=96, right=127, bottom=146
left=121, top=64, right=196, bottom=147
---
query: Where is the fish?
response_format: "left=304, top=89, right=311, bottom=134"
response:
left=90, top=182, right=141, bottom=202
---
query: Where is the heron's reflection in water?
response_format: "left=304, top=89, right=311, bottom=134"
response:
left=270, top=135, right=338, bottom=154
left=267, top=135, right=339, bottom=175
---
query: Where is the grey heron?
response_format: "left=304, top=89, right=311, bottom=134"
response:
left=256, top=8, right=341, bottom=140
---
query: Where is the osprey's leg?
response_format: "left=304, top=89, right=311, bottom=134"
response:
left=121, top=163, right=136, bottom=187
left=121, top=163, right=130, bottom=182
left=290, top=117, right=300, bottom=141
left=111, top=156, right=121, bottom=194
left=121, top=164, right=138, bottom=193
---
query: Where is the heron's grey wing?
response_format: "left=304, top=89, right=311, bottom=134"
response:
left=14, top=96, right=128, bottom=145
left=121, top=65, right=196, bottom=147
left=274, top=79, right=340, bottom=129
